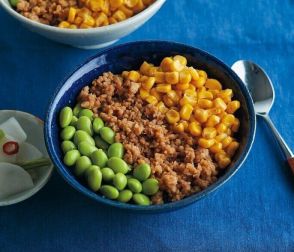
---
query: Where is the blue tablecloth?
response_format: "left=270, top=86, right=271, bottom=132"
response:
left=1, top=1, right=294, bottom=251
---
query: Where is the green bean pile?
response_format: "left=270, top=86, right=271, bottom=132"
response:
left=59, top=104, right=159, bottom=206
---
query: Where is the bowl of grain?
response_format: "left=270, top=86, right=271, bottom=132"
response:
left=0, top=0, right=166, bottom=49
left=45, top=41, right=256, bottom=212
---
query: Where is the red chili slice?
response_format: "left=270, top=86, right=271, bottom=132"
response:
left=3, top=141, right=19, bottom=155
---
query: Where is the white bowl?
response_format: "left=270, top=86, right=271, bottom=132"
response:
left=0, top=0, right=166, bottom=49
left=0, top=110, right=53, bottom=206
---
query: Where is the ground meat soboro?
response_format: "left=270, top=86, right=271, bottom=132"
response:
left=78, top=72, right=219, bottom=204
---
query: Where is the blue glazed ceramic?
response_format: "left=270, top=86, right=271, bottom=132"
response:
left=45, top=41, right=256, bottom=213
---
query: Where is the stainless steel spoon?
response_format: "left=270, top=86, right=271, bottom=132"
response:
left=231, top=60, right=294, bottom=173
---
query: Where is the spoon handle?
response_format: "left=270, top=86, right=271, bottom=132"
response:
left=262, top=114, right=294, bottom=173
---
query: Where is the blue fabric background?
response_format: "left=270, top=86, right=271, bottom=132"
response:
left=1, top=0, right=294, bottom=251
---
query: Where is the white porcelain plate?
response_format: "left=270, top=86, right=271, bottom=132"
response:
left=0, top=110, right=54, bottom=206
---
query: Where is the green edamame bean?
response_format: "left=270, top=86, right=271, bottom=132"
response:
left=63, top=150, right=80, bottom=166
left=59, top=107, right=73, bottom=128
left=101, top=167, right=115, bottom=182
left=107, top=143, right=124, bottom=158
left=78, top=141, right=97, bottom=157
left=142, top=178, right=159, bottom=196
left=86, top=165, right=102, bottom=192
left=74, top=130, right=95, bottom=146
left=76, top=116, right=93, bottom=136
left=93, top=118, right=104, bottom=134
left=127, top=178, right=142, bottom=193
left=75, top=156, right=92, bottom=176
left=107, top=157, right=130, bottom=174
left=91, top=149, right=108, bottom=168
left=99, top=127, right=115, bottom=144
left=61, top=140, right=76, bottom=154
left=117, top=189, right=133, bottom=203
left=133, top=193, right=151, bottom=206
left=73, top=104, right=81, bottom=117
left=94, top=136, right=109, bottom=150
left=133, top=163, right=151, bottom=181
left=70, top=116, right=78, bottom=127
left=60, top=126, right=76, bottom=140
left=78, top=109, right=93, bottom=120
left=113, top=173, right=127, bottom=191
left=9, top=0, right=19, bottom=7
left=100, top=185, right=119, bottom=199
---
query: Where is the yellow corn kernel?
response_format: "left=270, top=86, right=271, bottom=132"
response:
left=194, top=109, right=209, bottom=123
left=163, top=95, right=174, bottom=107
left=112, top=10, right=127, bottom=21
left=215, top=133, right=227, bottom=142
left=215, top=151, right=226, bottom=162
left=208, top=107, right=222, bottom=116
left=198, top=70, right=208, bottom=79
left=122, top=71, right=129, bottom=78
left=150, top=88, right=162, bottom=101
left=160, top=57, right=174, bottom=72
left=202, top=127, right=217, bottom=139
left=95, top=12, right=108, bottom=26
left=226, top=100, right=241, bottom=114
left=147, top=66, right=159, bottom=77
left=118, top=5, right=134, bottom=17
left=191, top=77, right=205, bottom=88
left=78, top=7, right=92, bottom=17
left=142, top=77, right=155, bottom=90
left=173, top=55, right=187, bottom=66
left=133, top=0, right=145, bottom=13
left=108, top=17, right=117, bottom=24
left=101, top=0, right=110, bottom=14
left=89, top=0, right=103, bottom=11
left=210, top=142, right=223, bottom=154
left=180, top=120, right=189, bottom=130
left=80, top=23, right=92, bottom=29
left=198, top=138, right=215, bottom=148
left=154, top=72, right=165, bottom=83
left=179, top=96, right=196, bottom=107
left=188, top=67, right=199, bottom=80
left=139, top=88, right=149, bottom=99
left=205, top=79, right=222, bottom=90
left=165, top=90, right=179, bottom=102
left=179, top=69, right=192, bottom=84
left=124, top=0, right=139, bottom=7
left=165, top=72, right=179, bottom=84
left=68, top=7, right=77, bottom=23
left=218, top=89, right=233, bottom=103
left=222, top=136, right=233, bottom=148
left=128, top=70, right=140, bottom=82
left=110, top=0, right=123, bottom=10
left=145, top=95, right=158, bottom=105
left=139, top=61, right=151, bottom=75
left=214, top=98, right=227, bottom=110
left=180, top=104, right=193, bottom=120
left=226, top=141, right=239, bottom=157
left=166, top=109, right=180, bottom=124
left=222, top=114, right=235, bottom=126
left=58, top=21, right=70, bottom=28
left=139, top=75, right=148, bottom=82
left=226, top=128, right=232, bottom=136
left=232, top=118, right=240, bottom=132
left=173, top=122, right=185, bottom=133
left=218, top=156, right=231, bottom=169
left=210, top=89, right=220, bottom=98
left=83, top=14, right=95, bottom=26
left=175, top=83, right=190, bottom=91
left=189, top=122, right=202, bottom=137
left=157, top=101, right=168, bottom=113
left=74, top=16, right=83, bottom=25
left=69, top=24, right=78, bottom=29
left=206, top=115, right=221, bottom=127
left=188, top=84, right=196, bottom=91
left=198, top=99, right=213, bottom=109
left=156, top=84, right=172, bottom=93
left=198, top=90, right=213, bottom=100
left=216, top=123, right=228, bottom=133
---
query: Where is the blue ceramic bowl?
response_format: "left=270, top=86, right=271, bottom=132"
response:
left=45, top=41, right=256, bottom=213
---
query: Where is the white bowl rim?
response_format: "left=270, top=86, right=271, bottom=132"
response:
left=0, top=109, right=54, bottom=207
left=0, top=0, right=166, bottom=34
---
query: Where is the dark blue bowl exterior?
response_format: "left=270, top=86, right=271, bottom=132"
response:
left=45, top=41, right=256, bottom=213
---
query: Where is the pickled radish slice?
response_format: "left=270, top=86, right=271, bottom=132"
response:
left=0, top=117, right=27, bottom=143
left=0, top=135, right=17, bottom=163
left=0, top=162, right=34, bottom=200
left=3, top=141, right=19, bottom=155
left=16, top=142, right=43, bottom=163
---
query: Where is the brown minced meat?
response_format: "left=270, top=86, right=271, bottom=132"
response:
left=78, top=72, right=219, bottom=204
left=16, top=0, right=78, bottom=25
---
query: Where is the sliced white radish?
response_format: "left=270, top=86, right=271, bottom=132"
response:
left=0, top=162, right=34, bottom=200
left=16, top=142, right=43, bottom=163
left=0, top=136, right=18, bottom=163
left=0, top=117, right=27, bottom=143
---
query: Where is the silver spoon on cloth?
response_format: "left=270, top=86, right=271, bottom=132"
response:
left=231, top=60, right=294, bottom=173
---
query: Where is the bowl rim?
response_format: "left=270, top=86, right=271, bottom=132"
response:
left=0, top=109, right=54, bottom=207
left=0, top=0, right=166, bottom=34
left=45, top=40, right=256, bottom=212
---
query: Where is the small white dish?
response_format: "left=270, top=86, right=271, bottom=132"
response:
left=0, top=0, right=166, bottom=49
left=0, top=110, right=53, bottom=206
